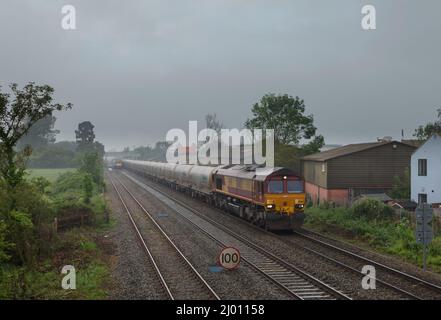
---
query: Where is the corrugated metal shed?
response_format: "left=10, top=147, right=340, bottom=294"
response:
left=302, top=142, right=389, bottom=162
left=302, top=141, right=417, bottom=190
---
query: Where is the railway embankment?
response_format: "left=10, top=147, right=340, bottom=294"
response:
left=304, top=202, right=441, bottom=274
left=0, top=157, right=113, bottom=299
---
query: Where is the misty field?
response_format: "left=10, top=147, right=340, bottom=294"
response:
left=27, top=168, right=76, bottom=182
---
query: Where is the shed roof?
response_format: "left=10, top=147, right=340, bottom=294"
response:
left=401, top=139, right=425, bottom=148
left=302, top=141, right=416, bottom=162
left=358, top=193, right=393, bottom=202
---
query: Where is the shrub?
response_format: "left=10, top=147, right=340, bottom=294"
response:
left=79, top=152, right=103, bottom=186
left=352, top=198, right=394, bottom=219
left=83, top=174, right=93, bottom=204
left=0, top=221, right=12, bottom=263
left=306, top=205, right=441, bottom=270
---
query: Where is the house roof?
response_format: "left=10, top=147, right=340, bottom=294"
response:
left=389, top=200, right=418, bottom=210
left=302, top=140, right=417, bottom=162
left=411, top=134, right=441, bottom=155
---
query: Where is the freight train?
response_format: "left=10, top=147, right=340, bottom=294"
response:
left=121, top=160, right=306, bottom=230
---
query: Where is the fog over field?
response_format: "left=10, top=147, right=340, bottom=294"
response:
left=0, top=0, right=440, bottom=150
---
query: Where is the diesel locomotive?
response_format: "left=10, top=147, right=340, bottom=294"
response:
left=121, top=160, right=306, bottom=230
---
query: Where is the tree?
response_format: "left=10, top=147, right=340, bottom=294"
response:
left=0, top=83, right=72, bottom=191
left=17, top=115, right=59, bottom=150
left=0, top=220, right=11, bottom=263
left=0, top=83, right=70, bottom=265
left=244, top=93, right=324, bottom=153
left=414, top=108, right=441, bottom=140
left=83, top=174, right=93, bottom=204
left=75, top=121, right=95, bottom=147
left=389, top=167, right=411, bottom=200
left=79, top=152, right=103, bottom=186
left=205, top=113, right=224, bottom=134
left=152, top=141, right=171, bottom=161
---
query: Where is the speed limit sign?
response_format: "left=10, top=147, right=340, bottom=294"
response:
left=218, top=247, right=241, bottom=270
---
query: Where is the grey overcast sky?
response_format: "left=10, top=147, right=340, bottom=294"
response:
left=1, top=1, right=440, bottom=151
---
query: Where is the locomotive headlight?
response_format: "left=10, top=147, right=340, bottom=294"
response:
left=266, top=204, right=274, bottom=209
left=295, top=204, right=304, bottom=209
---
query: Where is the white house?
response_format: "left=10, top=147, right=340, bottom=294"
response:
left=411, top=134, right=441, bottom=204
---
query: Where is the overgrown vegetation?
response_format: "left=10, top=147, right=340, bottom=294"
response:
left=0, top=83, right=110, bottom=299
left=0, top=157, right=110, bottom=299
left=389, top=167, right=411, bottom=200
left=305, top=200, right=441, bottom=271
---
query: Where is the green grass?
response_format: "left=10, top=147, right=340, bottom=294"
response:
left=27, top=168, right=76, bottom=183
left=304, top=206, right=441, bottom=272
left=0, top=228, right=112, bottom=299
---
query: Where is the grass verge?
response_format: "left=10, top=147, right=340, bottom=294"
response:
left=304, top=206, right=441, bottom=273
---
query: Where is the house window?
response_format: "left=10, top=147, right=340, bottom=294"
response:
left=321, top=163, right=326, bottom=173
left=418, top=159, right=427, bottom=176
left=418, top=193, right=428, bottom=204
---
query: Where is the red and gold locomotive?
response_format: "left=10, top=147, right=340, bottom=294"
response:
left=122, top=160, right=305, bottom=230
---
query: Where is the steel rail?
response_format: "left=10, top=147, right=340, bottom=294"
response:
left=113, top=174, right=221, bottom=300
left=120, top=171, right=352, bottom=300
left=109, top=175, right=174, bottom=300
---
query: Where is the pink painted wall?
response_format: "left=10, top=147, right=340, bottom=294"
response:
left=305, top=182, right=349, bottom=206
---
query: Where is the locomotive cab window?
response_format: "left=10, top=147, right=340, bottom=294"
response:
left=287, top=180, right=304, bottom=193
left=267, top=180, right=283, bottom=194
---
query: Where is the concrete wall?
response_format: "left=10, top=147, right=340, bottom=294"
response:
left=411, top=135, right=441, bottom=204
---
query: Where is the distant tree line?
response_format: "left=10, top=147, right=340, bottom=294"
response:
left=17, top=116, right=104, bottom=168
left=120, top=94, right=324, bottom=174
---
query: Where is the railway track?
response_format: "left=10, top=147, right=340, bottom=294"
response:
left=120, top=170, right=441, bottom=300
left=119, top=171, right=352, bottom=300
left=290, top=229, right=441, bottom=300
left=109, top=173, right=220, bottom=300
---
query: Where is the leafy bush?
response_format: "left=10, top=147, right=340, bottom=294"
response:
left=305, top=206, right=441, bottom=270
left=0, top=180, right=54, bottom=265
left=50, top=166, right=106, bottom=227
left=389, top=167, right=410, bottom=200
left=79, top=152, right=103, bottom=187
left=0, top=221, right=12, bottom=263
left=0, top=148, right=109, bottom=298
left=83, top=174, right=93, bottom=204
left=352, top=198, right=394, bottom=219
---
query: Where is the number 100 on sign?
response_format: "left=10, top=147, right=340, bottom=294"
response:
left=219, top=247, right=241, bottom=270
